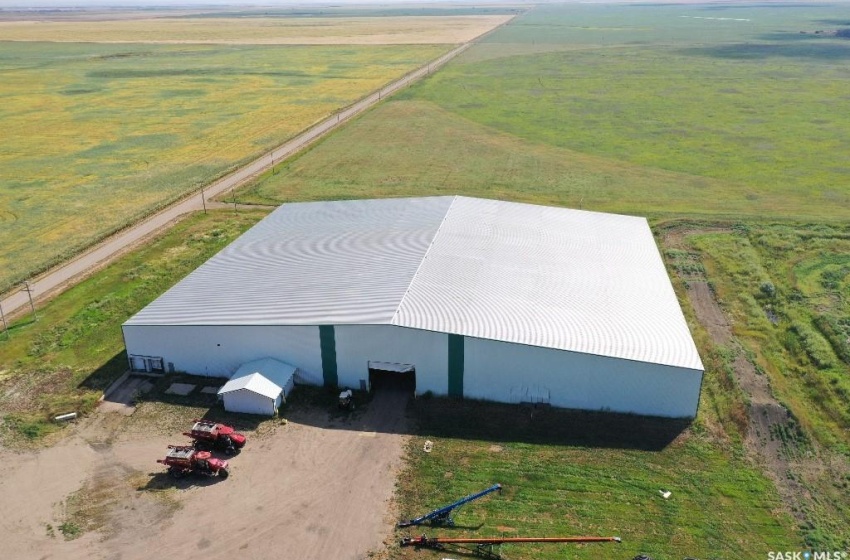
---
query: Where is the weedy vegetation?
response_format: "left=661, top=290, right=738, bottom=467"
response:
left=0, top=210, right=267, bottom=446
left=688, top=225, right=850, bottom=452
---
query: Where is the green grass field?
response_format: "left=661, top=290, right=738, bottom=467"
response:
left=244, top=3, right=850, bottom=222
left=396, top=400, right=797, bottom=559
left=0, top=41, right=445, bottom=294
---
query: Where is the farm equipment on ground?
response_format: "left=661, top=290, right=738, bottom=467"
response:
left=184, top=419, right=246, bottom=455
left=398, top=483, right=502, bottom=527
left=157, top=445, right=229, bottom=479
left=338, top=389, right=355, bottom=410
left=400, top=534, right=621, bottom=559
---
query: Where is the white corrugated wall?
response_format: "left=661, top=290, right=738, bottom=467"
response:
left=124, top=323, right=701, bottom=417
left=223, top=390, right=275, bottom=416
left=122, top=324, right=323, bottom=382
left=463, top=336, right=702, bottom=418
left=333, top=325, right=449, bottom=394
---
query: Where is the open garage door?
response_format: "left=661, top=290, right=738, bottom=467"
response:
left=368, top=361, right=415, bottom=393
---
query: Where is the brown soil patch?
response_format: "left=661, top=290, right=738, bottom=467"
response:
left=1, top=389, right=409, bottom=559
left=688, top=281, right=732, bottom=344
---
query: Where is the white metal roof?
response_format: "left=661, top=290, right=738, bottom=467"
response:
left=126, top=196, right=703, bottom=371
left=218, top=372, right=281, bottom=400
left=218, top=358, right=297, bottom=399
left=127, top=196, right=453, bottom=325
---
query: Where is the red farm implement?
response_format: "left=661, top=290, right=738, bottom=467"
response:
left=400, top=534, right=621, bottom=559
left=157, top=445, right=229, bottom=479
left=184, top=419, right=246, bottom=455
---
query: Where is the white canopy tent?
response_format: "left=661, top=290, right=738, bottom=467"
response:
left=218, top=358, right=297, bottom=416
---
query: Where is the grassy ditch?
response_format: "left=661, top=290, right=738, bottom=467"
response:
left=0, top=209, right=268, bottom=446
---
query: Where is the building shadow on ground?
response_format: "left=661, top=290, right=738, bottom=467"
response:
left=77, top=350, right=129, bottom=392
left=98, top=367, right=271, bottom=432
left=410, top=396, right=688, bottom=452
left=102, top=373, right=687, bottom=452
left=284, top=386, right=690, bottom=452
left=137, top=469, right=230, bottom=492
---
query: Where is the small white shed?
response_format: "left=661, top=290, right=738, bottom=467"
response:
left=217, top=358, right=296, bottom=416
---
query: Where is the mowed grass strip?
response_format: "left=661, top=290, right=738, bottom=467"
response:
left=395, top=399, right=797, bottom=559
left=0, top=210, right=268, bottom=445
left=0, top=42, right=446, bottom=293
left=0, top=15, right=512, bottom=44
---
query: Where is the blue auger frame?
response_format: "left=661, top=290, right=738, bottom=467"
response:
left=398, top=484, right=502, bottom=528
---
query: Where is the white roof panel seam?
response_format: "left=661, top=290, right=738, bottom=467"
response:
left=389, top=195, right=458, bottom=328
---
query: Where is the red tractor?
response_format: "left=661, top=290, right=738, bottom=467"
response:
left=184, top=419, right=246, bottom=455
left=157, top=445, right=229, bottom=479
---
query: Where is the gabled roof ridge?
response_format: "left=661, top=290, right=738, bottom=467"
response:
left=389, top=195, right=459, bottom=326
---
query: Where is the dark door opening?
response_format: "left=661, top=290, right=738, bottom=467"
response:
left=368, top=361, right=416, bottom=393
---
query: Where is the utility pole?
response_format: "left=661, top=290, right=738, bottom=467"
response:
left=22, top=281, right=36, bottom=321
left=200, top=184, right=207, bottom=214
left=233, top=190, right=238, bottom=214
left=0, top=300, right=8, bottom=339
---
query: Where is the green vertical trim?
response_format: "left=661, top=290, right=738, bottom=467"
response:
left=448, top=334, right=464, bottom=397
left=319, top=325, right=338, bottom=387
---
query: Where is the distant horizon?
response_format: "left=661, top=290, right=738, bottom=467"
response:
left=4, top=0, right=846, bottom=10
left=0, top=0, right=527, bottom=9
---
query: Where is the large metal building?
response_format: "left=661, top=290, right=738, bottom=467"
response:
left=122, top=196, right=704, bottom=418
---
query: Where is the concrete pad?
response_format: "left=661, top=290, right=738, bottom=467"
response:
left=200, top=386, right=220, bottom=394
left=165, top=383, right=196, bottom=396
left=101, top=376, right=154, bottom=415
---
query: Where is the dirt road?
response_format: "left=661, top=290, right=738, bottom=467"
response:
left=1, top=389, right=410, bottom=560
left=0, top=17, right=512, bottom=321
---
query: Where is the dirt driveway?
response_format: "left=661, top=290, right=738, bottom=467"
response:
left=0, top=388, right=409, bottom=560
